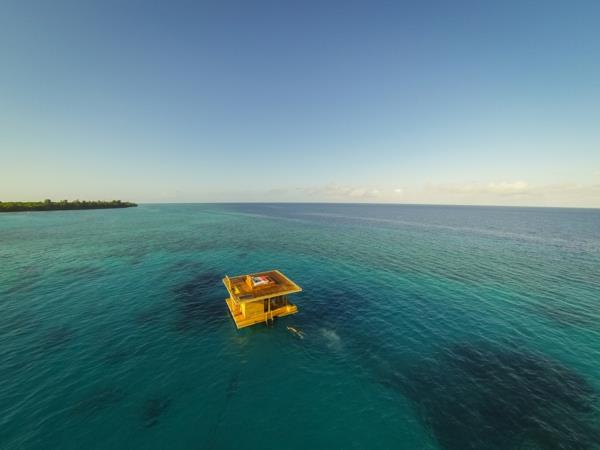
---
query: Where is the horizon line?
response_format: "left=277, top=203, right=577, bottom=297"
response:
left=137, top=201, right=600, bottom=210
left=3, top=199, right=598, bottom=210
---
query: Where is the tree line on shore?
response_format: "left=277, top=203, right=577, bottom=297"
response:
left=0, top=199, right=138, bottom=212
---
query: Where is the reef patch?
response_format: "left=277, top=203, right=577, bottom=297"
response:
left=42, top=326, right=75, bottom=351
left=142, top=397, right=172, bottom=428
left=72, top=387, right=127, bottom=417
left=382, top=343, right=600, bottom=450
left=171, top=271, right=227, bottom=332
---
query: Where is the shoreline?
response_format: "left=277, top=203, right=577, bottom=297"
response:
left=0, top=200, right=137, bottom=213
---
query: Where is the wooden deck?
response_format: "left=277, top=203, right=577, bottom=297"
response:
left=223, top=270, right=302, bottom=303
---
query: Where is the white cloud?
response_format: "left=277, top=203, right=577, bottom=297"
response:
left=487, top=181, right=529, bottom=194
left=302, top=184, right=381, bottom=200
left=254, top=180, right=600, bottom=207
left=431, top=180, right=531, bottom=196
left=423, top=181, right=600, bottom=207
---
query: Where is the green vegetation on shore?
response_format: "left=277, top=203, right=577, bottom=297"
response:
left=0, top=199, right=138, bottom=212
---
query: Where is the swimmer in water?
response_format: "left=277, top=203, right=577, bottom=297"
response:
left=287, top=326, right=305, bottom=339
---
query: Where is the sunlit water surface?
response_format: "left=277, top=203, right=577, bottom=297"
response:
left=1, top=204, right=599, bottom=449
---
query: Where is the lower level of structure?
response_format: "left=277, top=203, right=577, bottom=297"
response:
left=225, top=296, right=298, bottom=329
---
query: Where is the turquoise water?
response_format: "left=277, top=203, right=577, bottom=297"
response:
left=1, top=203, right=599, bottom=450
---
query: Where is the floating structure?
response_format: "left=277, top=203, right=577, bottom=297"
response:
left=222, top=270, right=302, bottom=329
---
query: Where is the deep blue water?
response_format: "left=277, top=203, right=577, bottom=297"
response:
left=1, top=203, right=599, bottom=449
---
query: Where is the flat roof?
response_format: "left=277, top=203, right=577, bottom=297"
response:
left=223, top=270, right=302, bottom=303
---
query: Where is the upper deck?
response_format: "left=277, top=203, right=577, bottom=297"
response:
left=223, top=270, right=302, bottom=303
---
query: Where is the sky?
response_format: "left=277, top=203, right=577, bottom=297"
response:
left=1, top=0, right=599, bottom=207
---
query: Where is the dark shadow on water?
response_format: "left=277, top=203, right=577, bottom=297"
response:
left=225, top=371, right=240, bottom=401
left=107, top=243, right=152, bottom=266
left=165, top=259, right=205, bottom=275
left=1, top=265, right=43, bottom=296
left=142, top=397, right=172, bottom=428
left=0, top=311, right=40, bottom=338
left=135, top=306, right=165, bottom=328
left=55, top=265, right=107, bottom=280
left=171, top=270, right=228, bottom=332
left=203, top=369, right=242, bottom=450
left=377, top=342, right=600, bottom=450
left=42, top=326, right=75, bottom=351
left=102, top=347, right=144, bottom=366
left=300, top=283, right=370, bottom=329
left=535, top=302, right=600, bottom=330
left=71, top=387, right=127, bottom=417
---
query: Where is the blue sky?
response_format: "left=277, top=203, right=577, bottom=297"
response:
left=1, top=0, right=599, bottom=206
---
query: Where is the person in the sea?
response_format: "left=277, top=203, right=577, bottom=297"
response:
left=286, top=326, right=305, bottom=339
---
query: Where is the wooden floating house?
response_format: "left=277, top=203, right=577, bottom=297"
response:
left=223, top=270, right=302, bottom=329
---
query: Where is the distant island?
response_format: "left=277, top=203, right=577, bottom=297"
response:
left=0, top=199, right=138, bottom=213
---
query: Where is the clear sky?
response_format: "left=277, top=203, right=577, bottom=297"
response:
left=1, top=0, right=599, bottom=207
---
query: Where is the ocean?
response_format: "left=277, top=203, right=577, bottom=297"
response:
left=1, top=203, right=599, bottom=449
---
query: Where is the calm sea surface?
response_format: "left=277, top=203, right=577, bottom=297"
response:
left=1, top=203, right=599, bottom=450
